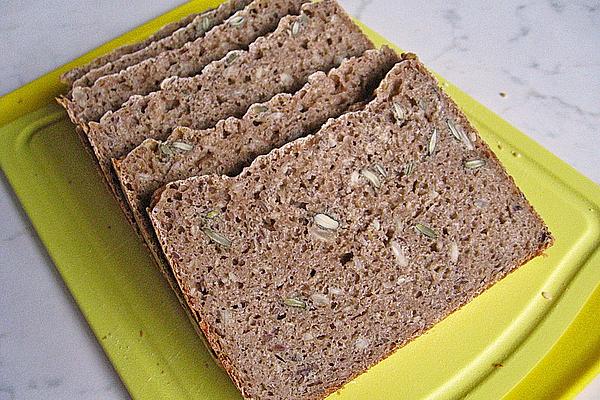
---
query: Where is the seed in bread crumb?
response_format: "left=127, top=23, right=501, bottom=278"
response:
left=251, top=104, right=269, bottom=114
left=449, top=242, right=459, bottom=263
left=355, top=338, right=369, bottom=349
left=447, top=119, right=460, bottom=141
left=225, top=51, right=239, bottom=65
left=193, top=15, right=212, bottom=34
left=290, top=20, right=302, bottom=37
left=391, top=241, right=409, bottom=267
left=310, top=293, right=330, bottom=306
left=360, top=168, right=382, bottom=188
left=229, top=14, right=245, bottom=26
left=158, top=142, right=174, bottom=156
left=202, top=227, right=232, bottom=248
left=392, top=102, right=405, bottom=124
left=373, top=163, right=387, bottom=177
left=159, top=141, right=193, bottom=156
left=309, top=226, right=335, bottom=242
left=159, top=76, right=178, bottom=90
left=284, top=298, right=307, bottom=309
left=447, top=119, right=473, bottom=150
left=171, top=141, right=193, bottom=151
left=328, top=287, right=343, bottom=296
left=403, top=162, right=415, bottom=176
left=206, top=210, right=220, bottom=219
left=415, top=223, right=438, bottom=239
left=314, top=213, right=340, bottom=230
left=465, top=159, right=486, bottom=170
left=371, top=219, right=381, bottom=230
left=280, top=73, right=294, bottom=87
left=428, top=128, right=438, bottom=156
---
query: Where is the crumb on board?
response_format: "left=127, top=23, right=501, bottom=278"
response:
left=541, top=291, right=553, bottom=300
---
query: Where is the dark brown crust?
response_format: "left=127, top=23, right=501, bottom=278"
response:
left=57, top=98, right=139, bottom=237
left=114, top=158, right=225, bottom=366
left=61, top=107, right=130, bottom=217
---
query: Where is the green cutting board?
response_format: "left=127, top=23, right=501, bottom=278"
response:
left=1, top=1, right=599, bottom=399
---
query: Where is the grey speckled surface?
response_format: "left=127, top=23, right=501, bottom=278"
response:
left=0, top=1, right=598, bottom=399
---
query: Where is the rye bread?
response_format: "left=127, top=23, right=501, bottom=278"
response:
left=59, top=0, right=307, bottom=126
left=70, top=0, right=252, bottom=89
left=85, top=0, right=373, bottom=224
left=60, top=12, right=201, bottom=85
left=149, top=54, right=553, bottom=400
left=112, top=46, right=398, bottom=318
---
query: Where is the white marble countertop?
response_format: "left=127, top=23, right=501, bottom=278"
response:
left=0, top=0, right=598, bottom=399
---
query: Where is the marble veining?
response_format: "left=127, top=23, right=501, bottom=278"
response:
left=0, top=1, right=598, bottom=399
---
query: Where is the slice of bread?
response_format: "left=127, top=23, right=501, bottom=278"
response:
left=59, top=0, right=307, bottom=125
left=60, top=12, right=202, bottom=85
left=149, top=53, right=553, bottom=400
left=85, top=0, right=373, bottom=224
left=70, top=0, right=252, bottom=89
left=112, top=46, right=398, bottom=321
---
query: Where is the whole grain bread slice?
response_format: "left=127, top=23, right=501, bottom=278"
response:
left=70, top=0, right=252, bottom=89
left=86, top=0, right=373, bottom=224
left=149, top=53, right=553, bottom=400
left=112, top=46, right=398, bottom=317
left=59, top=0, right=307, bottom=126
left=60, top=12, right=201, bottom=85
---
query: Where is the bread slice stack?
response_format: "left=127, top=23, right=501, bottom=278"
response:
left=58, top=0, right=553, bottom=399
left=66, top=0, right=254, bottom=90
left=114, top=47, right=399, bottom=293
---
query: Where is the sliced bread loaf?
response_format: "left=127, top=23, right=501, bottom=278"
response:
left=70, top=0, right=252, bottom=89
left=60, top=12, right=201, bottom=85
left=59, top=0, right=307, bottom=125
left=86, top=0, right=373, bottom=220
left=149, top=54, right=553, bottom=400
left=113, top=46, right=398, bottom=306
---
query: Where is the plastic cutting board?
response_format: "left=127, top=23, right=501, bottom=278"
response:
left=0, top=1, right=599, bottom=399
